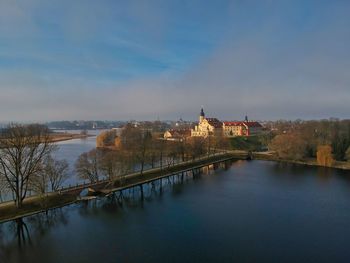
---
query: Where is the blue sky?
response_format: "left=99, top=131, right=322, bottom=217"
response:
left=0, top=0, right=349, bottom=121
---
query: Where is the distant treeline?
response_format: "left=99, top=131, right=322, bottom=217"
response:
left=45, top=120, right=173, bottom=132
left=46, top=120, right=125, bottom=130
left=76, top=123, right=228, bottom=183
left=266, top=119, right=350, bottom=163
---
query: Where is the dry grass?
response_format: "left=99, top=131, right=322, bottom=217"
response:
left=0, top=193, right=77, bottom=223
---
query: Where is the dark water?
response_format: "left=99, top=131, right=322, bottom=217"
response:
left=1, top=160, right=350, bottom=263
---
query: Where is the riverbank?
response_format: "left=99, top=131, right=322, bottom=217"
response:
left=49, top=133, right=94, bottom=142
left=2, top=151, right=348, bottom=224
left=253, top=152, right=350, bottom=170
left=0, top=133, right=93, bottom=147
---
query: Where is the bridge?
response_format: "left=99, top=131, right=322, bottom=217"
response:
left=65, top=151, right=250, bottom=196
left=0, top=151, right=250, bottom=223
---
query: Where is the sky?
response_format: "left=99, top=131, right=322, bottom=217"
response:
left=0, top=0, right=349, bottom=122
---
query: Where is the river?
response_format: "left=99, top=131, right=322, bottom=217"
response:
left=1, top=158, right=350, bottom=263
left=52, top=130, right=101, bottom=187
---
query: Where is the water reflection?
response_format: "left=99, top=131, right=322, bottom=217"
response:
left=1, top=161, right=350, bottom=263
left=316, top=167, right=333, bottom=182
left=78, top=171, right=196, bottom=218
left=0, top=209, right=69, bottom=263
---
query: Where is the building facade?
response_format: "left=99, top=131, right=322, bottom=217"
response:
left=164, top=129, right=191, bottom=141
left=191, top=108, right=222, bottom=137
left=191, top=108, right=263, bottom=138
left=222, top=121, right=262, bottom=137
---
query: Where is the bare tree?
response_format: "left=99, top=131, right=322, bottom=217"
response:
left=188, top=137, right=206, bottom=160
left=44, top=156, right=69, bottom=191
left=213, top=133, right=229, bottom=153
left=120, top=124, right=152, bottom=175
left=29, top=163, right=48, bottom=195
left=98, top=149, right=120, bottom=181
left=30, top=156, right=69, bottom=194
left=138, top=131, right=153, bottom=174
left=75, top=149, right=100, bottom=183
left=0, top=124, right=55, bottom=208
left=154, top=138, right=167, bottom=170
left=0, top=175, right=9, bottom=202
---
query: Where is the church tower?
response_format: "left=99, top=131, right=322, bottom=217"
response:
left=199, top=108, right=205, bottom=123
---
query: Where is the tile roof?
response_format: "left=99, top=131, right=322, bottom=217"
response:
left=243, top=122, right=262, bottom=128
left=223, top=121, right=262, bottom=128
left=205, top=118, right=222, bottom=128
left=167, top=129, right=191, bottom=137
left=223, top=121, right=244, bottom=126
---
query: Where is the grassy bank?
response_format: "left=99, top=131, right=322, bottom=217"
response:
left=49, top=133, right=93, bottom=142
left=229, top=135, right=267, bottom=152
left=0, top=193, right=77, bottom=223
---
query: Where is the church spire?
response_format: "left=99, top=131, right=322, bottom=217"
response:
left=199, top=107, right=205, bottom=123
left=200, top=107, right=205, bottom=117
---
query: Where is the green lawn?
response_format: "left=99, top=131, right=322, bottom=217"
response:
left=229, top=135, right=266, bottom=151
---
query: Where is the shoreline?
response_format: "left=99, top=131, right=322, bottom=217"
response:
left=49, top=133, right=95, bottom=143
left=1, top=152, right=348, bottom=224
left=252, top=152, right=350, bottom=171
left=0, top=133, right=94, bottom=147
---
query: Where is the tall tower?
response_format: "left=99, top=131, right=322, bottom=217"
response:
left=199, top=108, right=205, bottom=123
left=245, top=115, right=249, bottom=122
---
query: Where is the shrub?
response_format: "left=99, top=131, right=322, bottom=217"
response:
left=317, top=145, right=334, bottom=167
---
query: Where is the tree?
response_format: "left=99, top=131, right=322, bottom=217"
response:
left=98, top=149, right=120, bottom=181
left=187, top=137, right=206, bottom=160
left=96, top=130, right=117, bottom=148
left=137, top=131, right=152, bottom=175
left=0, top=175, right=9, bottom=202
left=75, top=149, right=100, bottom=183
left=331, top=131, right=349, bottom=161
left=213, top=133, right=229, bottom=152
left=119, top=124, right=152, bottom=175
left=30, top=156, right=69, bottom=194
left=0, top=124, right=55, bottom=208
left=268, top=133, right=307, bottom=160
left=44, top=156, right=69, bottom=191
left=154, top=138, right=167, bottom=170
left=316, top=145, right=334, bottom=167
left=29, top=163, right=48, bottom=195
left=346, top=147, right=350, bottom=162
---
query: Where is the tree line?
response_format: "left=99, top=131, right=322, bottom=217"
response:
left=267, top=119, right=350, bottom=165
left=0, top=123, right=229, bottom=208
left=75, top=123, right=229, bottom=184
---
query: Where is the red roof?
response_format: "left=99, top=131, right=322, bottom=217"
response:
left=205, top=118, right=222, bottom=128
left=243, top=122, right=262, bottom=128
left=223, top=121, right=244, bottom=126
left=223, top=121, right=262, bottom=128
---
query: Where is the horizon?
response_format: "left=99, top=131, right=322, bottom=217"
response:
left=0, top=114, right=349, bottom=126
left=1, top=0, right=349, bottom=121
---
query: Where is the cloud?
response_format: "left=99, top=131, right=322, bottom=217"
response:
left=0, top=1, right=349, bottom=121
